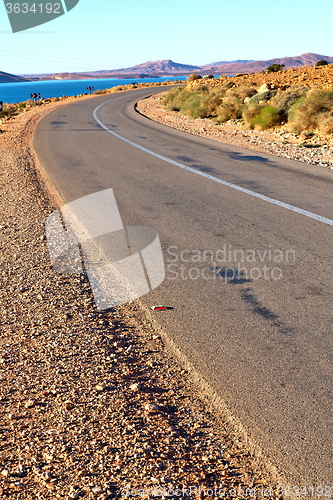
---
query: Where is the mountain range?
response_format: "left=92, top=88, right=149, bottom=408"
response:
left=4, top=53, right=333, bottom=83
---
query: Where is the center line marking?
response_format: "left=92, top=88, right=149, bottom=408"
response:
left=93, top=98, right=333, bottom=227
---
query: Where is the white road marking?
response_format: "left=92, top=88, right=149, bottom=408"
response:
left=93, top=99, right=333, bottom=227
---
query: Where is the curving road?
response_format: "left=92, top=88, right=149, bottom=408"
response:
left=34, top=87, right=333, bottom=487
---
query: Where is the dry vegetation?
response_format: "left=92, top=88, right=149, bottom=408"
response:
left=162, top=65, right=333, bottom=142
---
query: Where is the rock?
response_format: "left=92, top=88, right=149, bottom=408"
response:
left=300, top=131, right=314, bottom=141
left=95, top=383, right=106, bottom=392
left=25, top=399, right=36, bottom=408
left=1, top=469, right=9, bottom=477
left=130, top=383, right=142, bottom=392
left=16, top=464, right=25, bottom=476
left=68, top=487, right=80, bottom=499
left=144, top=403, right=159, bottom=413
left=64, top=400, right=74, bottom=410
left=258, top=83, right=272, bottom=92
left=91, top=486, right=104, bottom=495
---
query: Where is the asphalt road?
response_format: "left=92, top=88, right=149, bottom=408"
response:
left=34, top=87, right=333, bottom=487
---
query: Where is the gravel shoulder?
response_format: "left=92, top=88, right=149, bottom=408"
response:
left=0, top=93, right=283, bottom=499
left=136, top=93, right=333, bottom=170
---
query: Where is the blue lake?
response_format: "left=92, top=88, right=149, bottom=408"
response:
left=0, top=76, right=186, bottom=104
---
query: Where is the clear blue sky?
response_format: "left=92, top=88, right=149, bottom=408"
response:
left=1, top=0, right=333, bottom=75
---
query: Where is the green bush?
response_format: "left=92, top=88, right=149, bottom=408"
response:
left=243, top=104, right=265, bottom=128
left=163, top=87, right=188, bottom=111
left=18, top=102, right=26, bottom=109
left=163, top=86, right=224, bottom=118
left=251, top=106, right=280, bottom=129
left=267, top=63, right=285, bottom=73
left=316, top=60, right=329, bottom=66
left=214, top=86, right=253, bottom=123
left=288, top=89, right=333, bottom=132
left=187, top=73, right=202, bottom=83
left=270, top=86, right=308, bottom=120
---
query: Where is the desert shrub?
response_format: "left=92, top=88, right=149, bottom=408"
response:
left=178, top=86, right=214, bottom=118
left=4, top=103, right=17, bottom=113
left=0, top=103, right=18, bottom=117
left=270, top=86, right=308, bottom=120
left=93, top=89, right=107, bottom=95
left=163, top=87, right=189, bottom=111
left=288, top=89, right=333, bottom=132
left=215, top=86, right=256, bottom=123
left=243, top=104, right=265, bottom=128
left=267, top=63, right=285, bottom=73
left=187, top=73, right=202, bottom=83
left=227, top=85, right=257, bottom=101
left=18, top=102, right=26, bottom=109
left=163, top=86, right=224, bottom=118
left=251, top=106, right=280, bottom=129
left=216, top=99, right=243, bottom=122
left=319, top=112, right=333, bottom=135
left=181, top=94, right=209, bottom=118
left=247, top=90, right=277, bottom=106
left=316, top=60, right=329, bottom=66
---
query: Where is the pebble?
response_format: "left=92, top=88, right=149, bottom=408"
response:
left=92, top=485, right=104, bottom=494
left=130, top=382, right=142, bottom=391
left=144, top=403, right=159, bottom=413
left=64, top=401, right=74, bottom=410
left=68, top=488, right=80, bottom=499
left=95, top=383, right=106, bottom=392
left=25, top=399, right=36, bottom=408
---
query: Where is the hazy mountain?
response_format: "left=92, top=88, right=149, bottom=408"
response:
left=108, top=59, right=202, bottom=75
left=0, top=71, right=30, bottom=83
left=204, top=59, right=254, bottom=68
left=206, top=53, right=333, bottom=74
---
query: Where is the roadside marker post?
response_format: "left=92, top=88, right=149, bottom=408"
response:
left=0, top=101, right=3, bottom=112
left=31, top=93, right=41, bottom=105
left=87, top=86, right=94, bottom=95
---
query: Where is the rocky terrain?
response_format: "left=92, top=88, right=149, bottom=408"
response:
left=0, top=91, right=280, bottom=498
left=187, top=63, right=333, bottom=91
